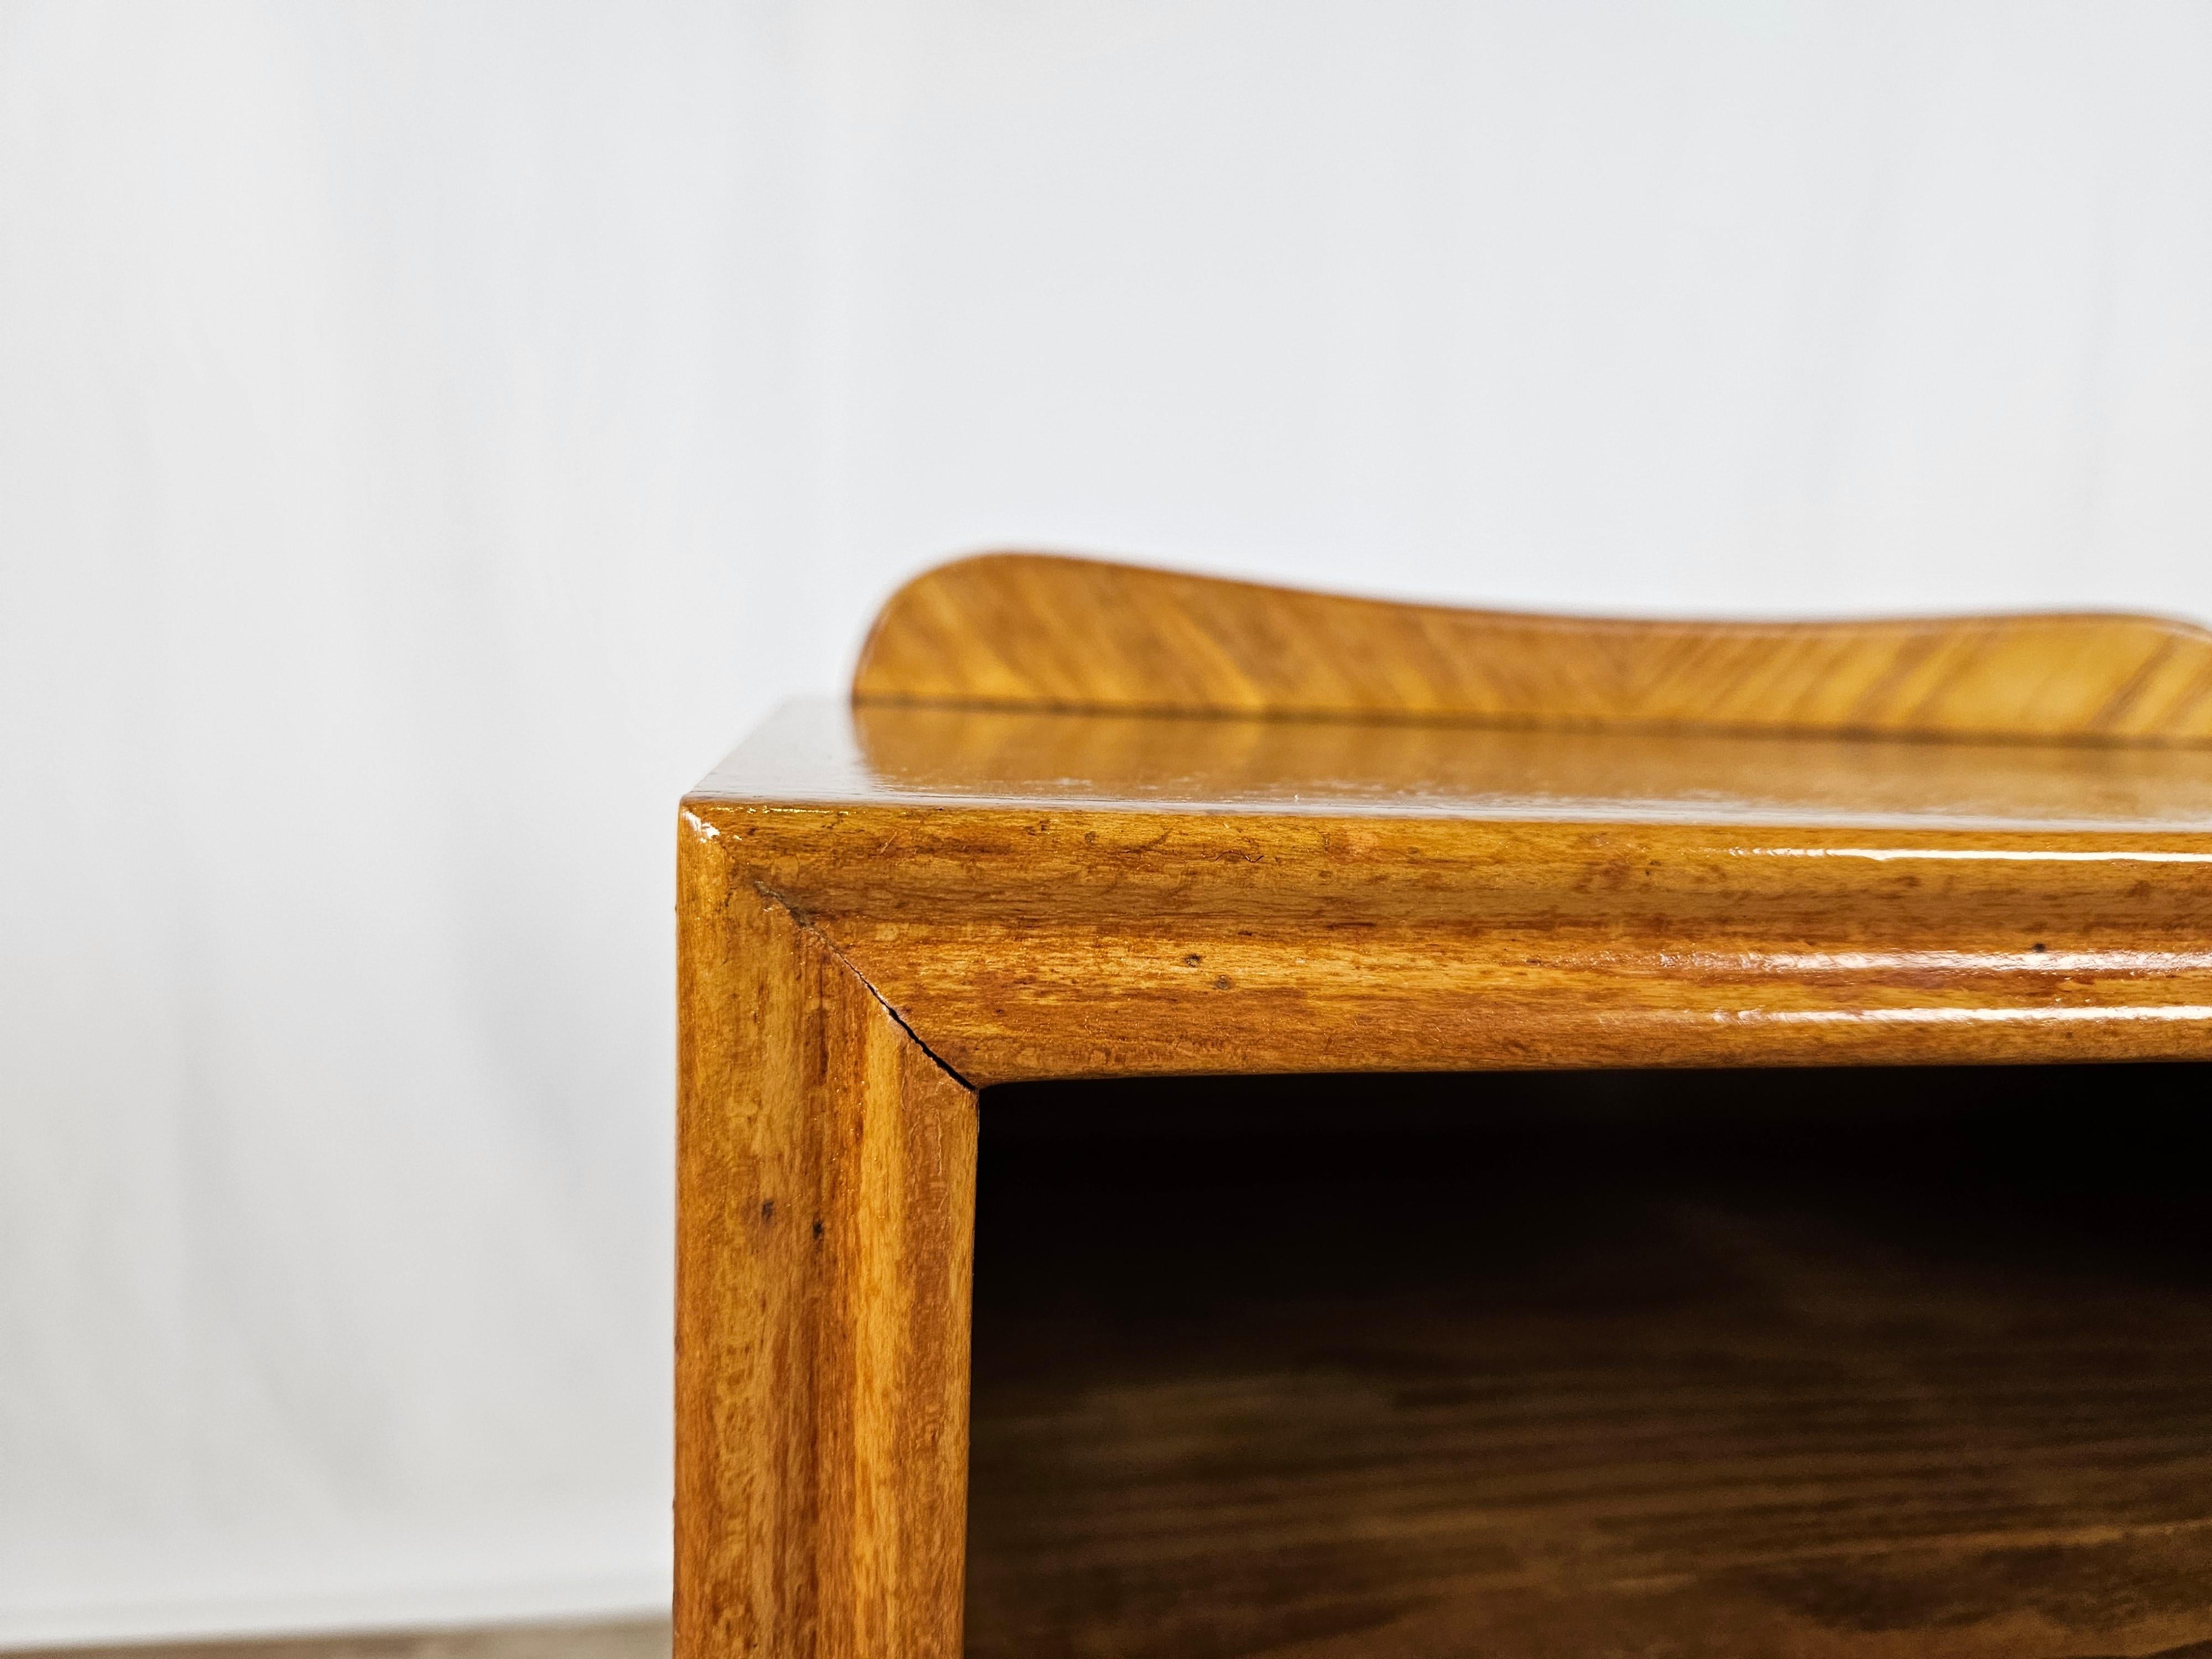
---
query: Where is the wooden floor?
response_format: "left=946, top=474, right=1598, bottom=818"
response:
left=964, top=1065, right=2212, bottom=1658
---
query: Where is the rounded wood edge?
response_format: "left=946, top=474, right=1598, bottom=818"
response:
left=852, top=551, right=2212, bottom=744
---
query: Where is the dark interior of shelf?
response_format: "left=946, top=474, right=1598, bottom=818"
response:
left=963, top=1063, right=2212, bottom=1659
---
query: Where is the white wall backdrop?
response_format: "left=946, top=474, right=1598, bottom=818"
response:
left=6, top=0, right=2212, bottom=1643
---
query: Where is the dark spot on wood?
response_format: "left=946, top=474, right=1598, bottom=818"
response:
left=2033, top=941, right=2048, bottom=952
left=1214, top=975, right=1234, bottom=990
left=760, top=1199, right=775, bottom=1222
left=812, top=1218, right=824, bottom=1241
left=1184, top=953, right=1204, bottom=967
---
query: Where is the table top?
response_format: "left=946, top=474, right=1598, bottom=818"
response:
left=685, top=701, right=2212, bottom=1085
left=680, top=556, right=2212, bottom=1083
left=702, top=697, right=2212, bottom=836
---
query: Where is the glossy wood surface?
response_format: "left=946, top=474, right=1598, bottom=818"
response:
left=962, top=1068, right=2212, bottom=1658
left=756, top=699, right=2212, bottom=829
left=682, top=562, right=2212, bottom=1658
left=855, top=553, right=2212, bottom=743
left=690, top=700, right=2212, bottom=1087
left=676, top=842, right=977, bottom=1659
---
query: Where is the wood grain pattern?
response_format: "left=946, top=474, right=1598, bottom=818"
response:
left=676, top=823, right=977, bottom=1659
left=685, top=561, right=2212, bottom=1656
left=962, top=1070, right=2212, bottom=1657
left=692, top=703, right=2212, bottom=1087
left=854, top=553, right=2212, bottom=743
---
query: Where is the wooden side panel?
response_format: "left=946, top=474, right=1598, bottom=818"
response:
left=853, top=552, right=2212, bottom=743
left=676, top=815, right=978, bottom=1659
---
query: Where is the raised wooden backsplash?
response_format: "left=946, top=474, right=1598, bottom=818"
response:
left=856, top=552, right=2212, bottom=743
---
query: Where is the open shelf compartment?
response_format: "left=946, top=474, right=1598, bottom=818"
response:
left=964, top=1066, right=2212, bottom=1659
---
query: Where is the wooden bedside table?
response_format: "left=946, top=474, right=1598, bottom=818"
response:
left=675, top=555, right=2212, bottom=1659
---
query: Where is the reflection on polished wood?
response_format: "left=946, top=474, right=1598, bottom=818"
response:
left=856, top=552, right=2212, bottom=743
left=837, top=701, right=2212, bottom=828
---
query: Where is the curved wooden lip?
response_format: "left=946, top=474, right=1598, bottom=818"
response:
left=854, top=551, right=2212, bottom=746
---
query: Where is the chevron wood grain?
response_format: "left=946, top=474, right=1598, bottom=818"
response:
left=853, top=552, right=2212, bottom=743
